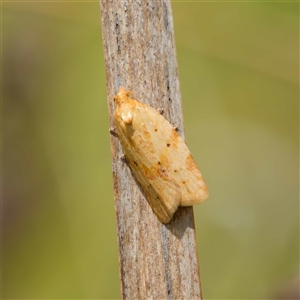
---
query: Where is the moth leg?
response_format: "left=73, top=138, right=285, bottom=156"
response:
left=109, top=127, right=118, bottom=137
left=158, top=108, right=164, bottom=115
left=120, top=154, right=127, bottom=163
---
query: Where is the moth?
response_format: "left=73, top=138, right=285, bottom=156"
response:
left=111, top=87, right=209, bottom=223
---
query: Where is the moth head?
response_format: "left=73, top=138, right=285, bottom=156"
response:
left=114, top=87, right=135, bottom=107
left=114, top=88, right=137, bottom=126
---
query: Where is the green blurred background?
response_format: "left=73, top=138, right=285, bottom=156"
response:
left=2, top=1, right=298, bottom=299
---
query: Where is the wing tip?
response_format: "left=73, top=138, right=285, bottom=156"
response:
left=180, top=187, right=209, bottom=206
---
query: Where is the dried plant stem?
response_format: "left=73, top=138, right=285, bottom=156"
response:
left=100, top=1, right=202, bottom=299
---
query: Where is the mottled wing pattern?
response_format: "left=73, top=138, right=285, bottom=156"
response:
left=114, top=87, right=209, bottom=223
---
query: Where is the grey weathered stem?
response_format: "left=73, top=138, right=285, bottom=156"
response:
left=100, top=1, right=202, bottom=299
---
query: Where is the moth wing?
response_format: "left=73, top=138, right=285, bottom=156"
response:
left=136, top=174, right=181, bottom=223
left=168, top=137, right=209, bottom=206
left=120, top=145, right=181, bottom=224
left=114, top=89, right=208, bottom=222
left=114, top=99, right=181, bottom=223
left=129, top=103, right=208, bottom=207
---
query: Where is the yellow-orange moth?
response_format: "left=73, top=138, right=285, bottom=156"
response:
left=112, top=87, right=209, bottom=223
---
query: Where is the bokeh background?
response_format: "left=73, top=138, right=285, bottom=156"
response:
left=2, top=1, right=298, bottom=299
